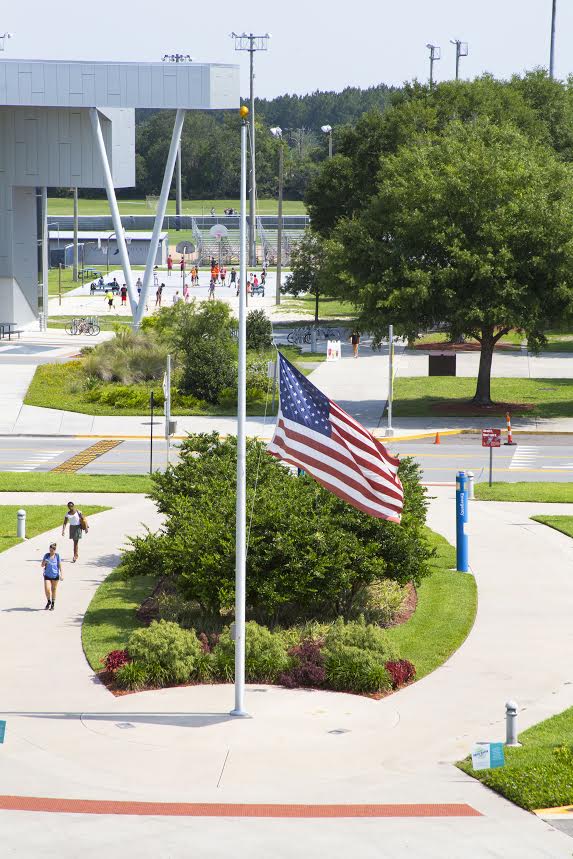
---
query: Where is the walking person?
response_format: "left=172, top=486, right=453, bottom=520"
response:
left=62, top=501, right=88, bottom=563
left=350, top=330, right=361, bottom=358
left=230, top=267, right=237, bottom=290
left=42, top=542, right=63, bottom=611
left=120, top=284, right=127, bottom=306
left=105, top=289, right=115, bottom=311
left=183, top=282, right=190, bottom=303
left=167, top=254, right=173, bottom=277
left=155, top=284, right=163, bottom=307
left=172, top=290, right=182, bottom=305
left=208, top=278, right=216, bottom=300
left=136, top=277, right=142, bottom=300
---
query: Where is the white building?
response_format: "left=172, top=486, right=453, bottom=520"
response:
left=0, top=59, right=239, bottom=326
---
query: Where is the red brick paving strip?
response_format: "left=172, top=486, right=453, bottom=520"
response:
left=0, top=797, right=481, bottom=818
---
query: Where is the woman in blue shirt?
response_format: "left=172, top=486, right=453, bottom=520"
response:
left=41, top=542, right=63, bottom=611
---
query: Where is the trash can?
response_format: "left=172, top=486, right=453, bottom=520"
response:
left=429, top=352, right=456, bottom=376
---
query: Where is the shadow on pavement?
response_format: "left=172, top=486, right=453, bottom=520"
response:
left=0, top=711, right=234, bottom=728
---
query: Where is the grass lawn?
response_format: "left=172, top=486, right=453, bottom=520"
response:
left=387, top=528, right=477, bottom=679
left=24, top=345, right=320, bottom=417
left=0, top=505, right=108, bottom=554
left=279, top=295, right=358, bottom=320
left=48, top=314, right=133, bottom=331
left=530, top=515, right=573, bottom=538
left=412, top=331, right=523, bottom=348
left=392, top=377, right=573, bottom=418
left=458, top=706, right=573, bottom=810
left=475, top=483, right=573, bottom=503
left=82, top=527, right=476, bottom=678
left=48, top=197, right=306, bottom=216
left=0, top=473, right=153, bottom=493
left=82, top=568, right=156, bottom=671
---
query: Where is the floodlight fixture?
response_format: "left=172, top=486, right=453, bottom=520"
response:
left=321, top=125, right=332, bottom=133
left=230, top=32, right=270, bottom=52
left=450, top=39, right=468, bottom=80
left=162, top=53, right=192, bottom=63
left=270, top=127, right=282, bottom=138
left=426, top=43, right=441, bottom=87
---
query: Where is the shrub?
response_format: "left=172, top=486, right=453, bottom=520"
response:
left=102, top=649, right=130, bottom=673
left=324, top=616, right=398, bottom=662
left=246, top=309, right=272, bottom=350
left=279, top=639, right=325, bottom=689
left=351, top=580, right=407, bottom=625
left=212, top=621, right=289, bottom=683
left=385, top=659, right=416, bottom=689
left=115, top=661, right=148, bottom=691
left=324, top=645, right=392, bottom=694
left=127, top=620, right=202, bottom=685
left=82, top=327, right=167, bottom=384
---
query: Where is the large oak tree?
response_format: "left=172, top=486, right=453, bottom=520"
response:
left=331, top=119, right=573, bottom=404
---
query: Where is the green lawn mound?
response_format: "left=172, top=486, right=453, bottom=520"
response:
left=81, top=527, right=477, bottom=694
left=458, top=708, right=573, bottom=810
left=0, top=473, right=152, bottom=494
left=476, top=483, right=573, bottom=503
left=530, top=515, right=573, bottom=538
left=0, top=504, right=109, bottom=553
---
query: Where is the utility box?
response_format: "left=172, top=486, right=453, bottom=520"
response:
left=429, top=352, right=456, bottom=376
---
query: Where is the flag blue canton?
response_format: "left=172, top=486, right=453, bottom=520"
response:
left=279, top=355, right=332, bottom=437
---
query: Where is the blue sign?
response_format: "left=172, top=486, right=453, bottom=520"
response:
left=0, top=720, right=6, bottom=744
left=471, top=742, right=505, bottom=770
left=489, top=742, right=505, bottom=769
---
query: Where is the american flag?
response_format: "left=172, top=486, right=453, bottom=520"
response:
left=268, top=353, right=404, bottom=523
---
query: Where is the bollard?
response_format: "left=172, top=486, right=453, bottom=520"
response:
left=456, top=471, right=469, bottom=572
left=504, top=411, right=516, bottom=446
left=467, top=471, right=475, bottom=500
left=16, top=509, right=26, bottom=540
left=505, top=700, right=520, bottom=747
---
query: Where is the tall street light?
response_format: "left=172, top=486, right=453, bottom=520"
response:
left=450, top=40, right=468, bottom=80
left=231, top=32, right=271, bottom=266
left=321, top=124, right=333, bottom=158
left=550, top=0, right=557, bottom=79
left=270, top=127, right=284, bottom=306
left=426, top=43, right=441, bottom=88
left=162, top=53, right=192, bottom=227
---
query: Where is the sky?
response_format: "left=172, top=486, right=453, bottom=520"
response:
left=3, top=1, right=572, bottom=99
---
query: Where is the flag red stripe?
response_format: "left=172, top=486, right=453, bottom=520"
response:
left=271, top=428, right=404, bottom=515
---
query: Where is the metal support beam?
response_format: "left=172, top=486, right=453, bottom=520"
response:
left=72, top=187, right=79, bottom=281
left=88, top=108, right=136, bottom=312
left=41, top=187, right=49, bottom=328
left=134, top=108, right=186, bottom=327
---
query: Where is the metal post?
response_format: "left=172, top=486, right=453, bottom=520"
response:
left=72, top=186, right=79, bottom=281
left=149, top=391, right=155, bottom=475
left=89, top=108, right=136, bottom=312
left=387, top=324, right=394, bottom=436
left=275, top=143, right=283, bottom=305
left=455, top=45, right=460, bottom=80
left=550, top=0, right=557, bottom=79
left=328, top=130, right=333, bottom=159
left=58, top=264, right=62, bottom=307
left=176, top=141, right=182, bottom=226
left=249, top=41, right=256, bottom=266
left=165, top=354, right=171, bottom=469
left=135, top=109, right=186, bottom=327
left=505, top=700, right=520, bottom=747
left=231, top=115, right=248, bottom=718
left=16, top=509, right=26, bottom=540
left=456, top=470, right=469, bottom=572
left=467, top=471, right=475, bottom=500
left=41, top=187, right=49, bottom=329
left=489, top=446, right=493, bottom=487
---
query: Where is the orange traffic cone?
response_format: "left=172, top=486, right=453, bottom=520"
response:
left=434, top=432, right=441, bottom=445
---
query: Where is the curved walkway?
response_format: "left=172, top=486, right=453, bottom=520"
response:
left=1, top=490, right=573, bottom=856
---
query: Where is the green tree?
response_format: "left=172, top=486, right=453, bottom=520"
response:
left=120, top=434, right=431, bottom=624
left=282, top=231, right=334, bottom=323
left=333, top=120, right=573, bottom=405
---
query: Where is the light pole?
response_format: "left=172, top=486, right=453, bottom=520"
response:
left=426, top=44, right=441, bottom=87
left=270, top=127, right=284, bottom=305
left=162, top=54, right=192, bottom=226
left=0, top=32, right=13, bottom=51
left=550, top=0, right=557, bottom=79
left=231, top=32, right=271, bottom=266
left=321, top=124, right=333, bottom=158
left=450, top=40, right=468, bottom=80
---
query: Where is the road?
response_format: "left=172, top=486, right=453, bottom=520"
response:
left=1, top=433, right=573, bottom=482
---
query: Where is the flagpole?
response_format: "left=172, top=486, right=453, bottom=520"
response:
left=231, top=107, right=249, bottom=717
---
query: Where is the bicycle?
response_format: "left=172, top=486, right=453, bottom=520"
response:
left=65, top=317, right=100, bottom=336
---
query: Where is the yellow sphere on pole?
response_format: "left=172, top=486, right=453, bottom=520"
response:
left=239, top=105, right=249, bottom=119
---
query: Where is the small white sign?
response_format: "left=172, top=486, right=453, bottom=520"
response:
left=326, top=340, right=341, bottom=362
left=471, top=742, right=505, bottom=770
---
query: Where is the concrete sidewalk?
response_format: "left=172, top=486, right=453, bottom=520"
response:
left=1, top=491, right=573, bottom=855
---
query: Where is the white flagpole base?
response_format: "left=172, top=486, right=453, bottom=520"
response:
left=229, top=708, right=250, bottom=718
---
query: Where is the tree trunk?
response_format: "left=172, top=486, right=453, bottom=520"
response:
left=473, top=332, right=494, bottom=406
left=314, top=289, right=319, bottom=324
